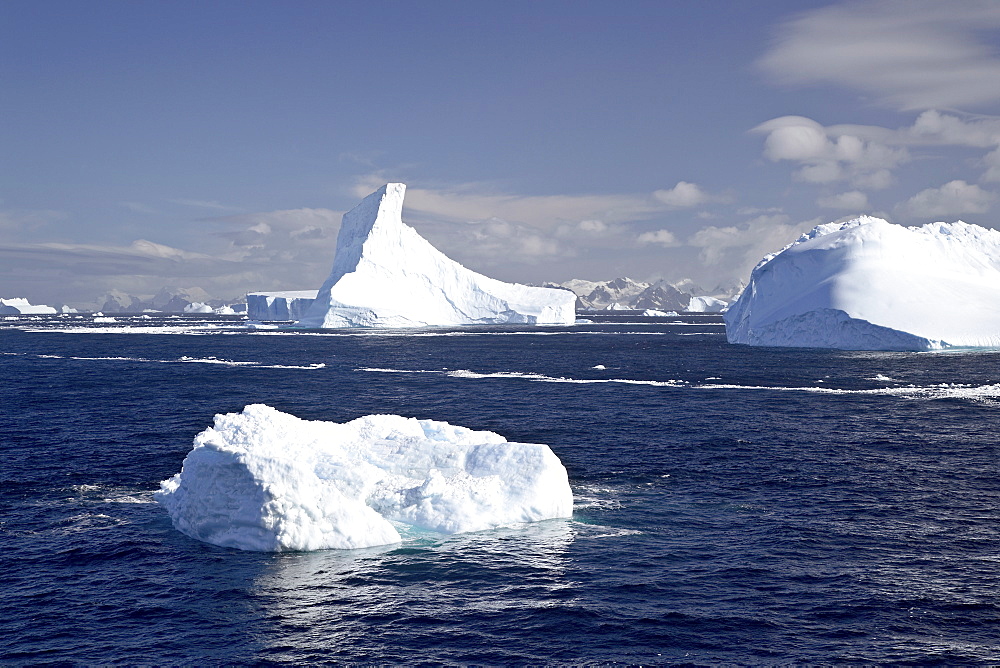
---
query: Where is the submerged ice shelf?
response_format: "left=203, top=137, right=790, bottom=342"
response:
left=155, top=404, right=573, bottom=551
left=725, top=216, right=1000, bottom=351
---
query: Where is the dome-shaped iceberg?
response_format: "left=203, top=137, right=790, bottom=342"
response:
left=725, top=216, right=1000, bottom=350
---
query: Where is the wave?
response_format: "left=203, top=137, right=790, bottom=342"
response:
left=18, top=352, right=325, bottom=370
left=15, top=324, right=709, bottom=337
left=356, top=367, right=1000, bottom=402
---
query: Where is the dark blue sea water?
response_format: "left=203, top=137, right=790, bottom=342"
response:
left=3, top=313, right=1000, bottom=665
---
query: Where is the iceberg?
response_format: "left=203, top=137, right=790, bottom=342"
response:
left=298, top=184, right=576, bottom=328
left=0, top=297, right=57, bottom=315
left=686, top=296, right=728, bottom=313
left=246, top=290, right=318, bottom=321
left=725, top=216, right=1000, bottom=350
left=182, top=302, right=215, bottom=314
left=155, top=404, right=573, bottom=552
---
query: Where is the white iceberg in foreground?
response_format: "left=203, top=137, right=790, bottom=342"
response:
left=0, top=297, right=57, bottom=315
left=155, top=404, right=573, bottom=551
left=725, top=216, right=1000, bottom=350
left=298, top=183, right=576, bottom=328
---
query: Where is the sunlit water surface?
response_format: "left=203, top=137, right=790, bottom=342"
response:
left=3, top=314, right=1000, bottom=664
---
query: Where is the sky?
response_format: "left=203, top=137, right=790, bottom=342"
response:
left=4, top=0, right=1000, bottom=307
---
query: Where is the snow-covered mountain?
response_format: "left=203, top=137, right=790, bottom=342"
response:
left=552, top=277, right=733, bottom=312
left=299, top=184, right=575, bottom=328
left=725, top=216, right=1000, bottom=350
left=97, top=287, right=245, bottom=314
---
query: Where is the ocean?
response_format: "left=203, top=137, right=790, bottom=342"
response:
left=3, top=313, right=1000, bottom=664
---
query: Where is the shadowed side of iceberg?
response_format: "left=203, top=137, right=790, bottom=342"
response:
left=298, top=184, right=576, bottom=328
left=727, top=307, right=944, bottom=351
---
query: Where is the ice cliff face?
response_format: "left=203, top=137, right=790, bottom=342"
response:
left=246, top=291, right=318, bottom=321
left=725, top=216, right=1000, bottom=350
left=299, top=184, right=575, bottom=328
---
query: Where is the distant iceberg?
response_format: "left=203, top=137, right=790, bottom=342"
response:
left=725, top=216, right=1000, bottom=350
left=155, top=404, right=573, bottom=551
left=246, top=290, right=318, bottom=321
left=686, top=296, right=728, bottom=313
left=298, top=184, right=576, bottom=328
left=0, top=297, right=57, bottom=315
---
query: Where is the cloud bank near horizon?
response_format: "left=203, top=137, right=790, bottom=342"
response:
left=3, top=0, right=1000, bottom=308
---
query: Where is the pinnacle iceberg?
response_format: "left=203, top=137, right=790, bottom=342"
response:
left=725, top=216, right=1000, bottom=350
left=298, top=184, right=575, bottom=328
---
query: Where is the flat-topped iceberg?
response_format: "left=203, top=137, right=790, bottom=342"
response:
left=155, top=404, right=573, bottom=551
left=0, top=297, right=57, bottom=315
left=298, top=183, right=576, bottom=328
left=246, top=290, right=318, bottom=321
left=725, top=216, right=1000, bottom=350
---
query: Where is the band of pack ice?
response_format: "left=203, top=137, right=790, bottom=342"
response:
left=155, top=404, right=574, bottom=551
left=725, top=216, right=1000, bottom=350
left=297, top=183, right=575, bottom=328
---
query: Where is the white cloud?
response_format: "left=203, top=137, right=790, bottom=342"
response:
left=169, top=198, right=244, bottom=213
left=418, top=216, right=568, bottom=265
left=985, top=147, right=1000, bottom=182
left=818, top=190, right=870, bottom=210
left=555, top=219, right=619, bottom=238
left=653, top=181, right=708, bottom=208
left=760, top=110, right=1000, bottom=185
left=0, top=209, right=68, bottom=239
left=895, top=180, right=997, bottom=219
left=758, top=1, right=1000, bottom=110
left=688, top=214, right=820, bottom=279
left=352, top=176, right=667, bottom=230
left=120, top=202, right=160, bottom=215
left=636, top=229, right=679, bottom=246
left=344, top=175, right=725, bottom=273
left=753, top=116, right=907, bottom=189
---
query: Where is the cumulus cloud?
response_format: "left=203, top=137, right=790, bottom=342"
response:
left=210, top=208, right=342, bottom=255
left=352, top=176, right=667, bottom=231
left=343, top=175, right=727, bottom=274
left=653, top=181, right=709, bottom=208
left=818, top=190, right=870, bottom=210
left=416, top=216, right=569, bottom=267
left=758, top=1, right=1000, bottom=110
left=555, top=219, right=620, bottom=238
left=758, top=110, right=1000, bottom=186
left=753, top=115, right=906, bottom=189
left=636, top=229, right=680, bottom=246
left=895, top=180, right=997, bottom=219
left=688, top=214, right=821, bottom=278
left=0, top=238, right=254, bottom=305
left=352, top=174, right=721, bottom=229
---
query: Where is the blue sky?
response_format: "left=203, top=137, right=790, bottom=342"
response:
left=4, top=0, right=1000, bottom=306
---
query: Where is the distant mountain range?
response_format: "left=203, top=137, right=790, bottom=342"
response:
left=547, top=277, right=742, bottom=312
left=97, top=287, right=244, bottom=314
left=84, top=276, right=743, bottom=316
